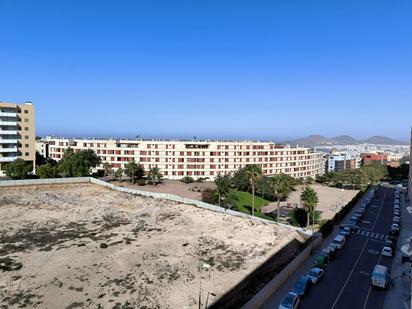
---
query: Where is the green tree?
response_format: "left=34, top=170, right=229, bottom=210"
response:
left=271, top=173, right=293, bottom=223
left=103, top=162, right=112, bottom=180
left=4, top=158, right=33, bottom=179
left=244, top=165, right=262, bottom=217
left=214, top=174, right=230, bottom=207
left=125, top=160, right=143, bottom=184
left=300, top=186, right=319, bottom=228
left=36, top=163, right=58, bottom=179
left=59, top=149, right=101, bottom=177
left=223, top=190, right=239, bottom=210
left=115, top=167, right=124, bottom=182
left=147, top=167, right=163, bottom=187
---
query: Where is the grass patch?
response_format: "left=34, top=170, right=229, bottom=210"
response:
left=232, top=191, right=274, bottom=221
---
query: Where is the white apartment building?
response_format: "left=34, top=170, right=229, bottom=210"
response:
left=325, top=152, right=361, bottom=173
left=40, top=137, right=325, bottom=179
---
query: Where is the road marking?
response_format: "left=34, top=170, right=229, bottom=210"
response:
left=362, top=250, right=384, bottom=309
left=375, top=233, right=380, bottom=239
left=371, top=188, right=388, bottom=231
left=370, top=232, right=375, bottom=238
left=331, top=239, right=370, bottom=309
left=380, top=234, right=385, bottom=240
left=366, top=231, right=370, bottom=237
left=362, top=220, right=371, bottom=224
left=361, top=230, right=366, bottom=236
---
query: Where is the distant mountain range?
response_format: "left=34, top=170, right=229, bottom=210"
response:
left=283, top=135, right=409, bottom=146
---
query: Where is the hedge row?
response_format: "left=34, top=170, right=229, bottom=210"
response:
left=319, top=185, right=371, bottom=238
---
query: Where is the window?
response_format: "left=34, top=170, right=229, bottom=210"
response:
left=25, top=144, right=29, bottom=147
left=24, top=135, right=29, bottom=140
left=24, top=118, right=29, bottom=122
left=24, top=127, right=29, bottom=131
left=24, top=110, right=28, bottom=114
left=25, top=152, right=29, bottom=156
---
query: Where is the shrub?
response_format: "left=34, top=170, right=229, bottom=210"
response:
left=201, top=187, right=217, bottom=204
left=137, top=179, right=146, bottom=186
left=180, top=176, right=194, bottom=184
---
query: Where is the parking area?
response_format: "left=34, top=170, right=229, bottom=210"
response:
left=263, top=183, right=404, bottom=309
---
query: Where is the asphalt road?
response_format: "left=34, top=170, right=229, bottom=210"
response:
left=299, top=185, right=395, bottom=309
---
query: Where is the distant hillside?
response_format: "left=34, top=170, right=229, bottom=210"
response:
left=284, top=134, right=408, bottom=146
left=331, top=135, right=358, bottom=145
left=360, top=136, right=407, bottom=145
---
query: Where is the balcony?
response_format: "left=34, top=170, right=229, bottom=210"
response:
left=0, top=156, right=18, bottom=162
left=0, top=130, right=18, bottom=135
left=0, top=112, right=17, bottom=117
left=0, top=147, right=18, bottom=153
left=0, top=139, right=18, bottom=144
left=0, top=121, right=18, bottom=126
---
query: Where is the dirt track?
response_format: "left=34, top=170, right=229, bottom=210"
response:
left=0, top=184, right=304, bottom=308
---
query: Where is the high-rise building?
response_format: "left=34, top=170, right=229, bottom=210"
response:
left=0, top=102, right=36, bottom=172
left=409, top=127, right=412, bottom=199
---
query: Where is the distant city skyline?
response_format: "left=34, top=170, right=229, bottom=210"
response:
left=1, top=1, right=411, bottom=141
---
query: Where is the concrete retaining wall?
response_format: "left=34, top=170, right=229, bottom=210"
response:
left=241, top=234, right=322, bottom=309
left=0, top=177, right=90, bottom=187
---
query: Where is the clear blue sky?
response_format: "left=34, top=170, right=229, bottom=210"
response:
left=1, top=1, right=411, bottom=141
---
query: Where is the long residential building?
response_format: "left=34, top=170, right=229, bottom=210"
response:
left=40, top=137, right=324, bottom=179
left=0, top=101, right=36, bottom=172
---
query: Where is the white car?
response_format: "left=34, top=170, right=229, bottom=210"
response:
left=381, top=246, right=393, bottom=257
left=308, top=267, right=325, bottom=284
left=279, top=292, right=300, bottom=309
left=393, top=216, right=400, bottom=223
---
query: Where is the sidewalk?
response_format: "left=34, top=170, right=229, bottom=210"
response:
left=383, top=189, right=412, bottom=309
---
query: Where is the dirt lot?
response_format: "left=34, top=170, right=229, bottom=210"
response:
left=110, top=179, right=215, bottom=201
left=0, top=184, right=304, bottom=308
left=262, top=184, right=359, bottom=220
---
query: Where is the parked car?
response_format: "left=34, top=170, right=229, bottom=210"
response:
left=308, top=267, right=325, bottom=284
left=393, top=210, right=400, bottom=217
left=381, top=246, right=393, bottom=257
left=390, top=226, right=400, bottom=237
left=371, top=265, right=390, bottom=289
left=333, top=235, right=346, bottom=250
left=279, top=292, right=300, bottom=309
left=385, top=238, right=396, bottom=250
left=292, top=275, right=312, bottom=298
left=393, top=216, right=400, bottom=224
left=327, top=243, right=338, bottom=258
left=339, top=229, right=350, bottom=238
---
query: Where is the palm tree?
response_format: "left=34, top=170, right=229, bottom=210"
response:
left=214, top=174, right=230, bottom=207
left=245, top=165, right=262, bottom=217
left=300, top=186, right=319, bottom=228
left=271, top=173, right=292, bottom=223
left=115, top=167, right=124, bottom=183
left=103, top=162, right=112, bottom=180
left=148, top=167, right=163, bottom=187
left=224, top=190, right=239, bottom=210
left=126, top=160, right=138, bottom=184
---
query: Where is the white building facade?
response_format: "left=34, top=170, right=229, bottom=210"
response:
left=40, top=137, right=325, bottom=180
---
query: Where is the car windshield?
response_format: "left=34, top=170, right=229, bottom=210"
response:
left=281, top=294, right=295, bottom=307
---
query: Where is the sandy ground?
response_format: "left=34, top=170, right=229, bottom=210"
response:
left=262, top=184, right=359, bottom=220
left=0, top=184, right=304, bottom=308
left=111, top=179, right=215, bottom=201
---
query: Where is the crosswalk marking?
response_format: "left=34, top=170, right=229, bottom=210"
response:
left=353, top=229, right=387, bottom=241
